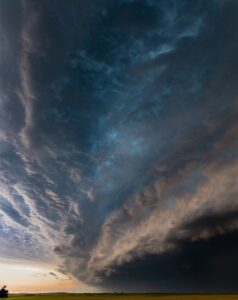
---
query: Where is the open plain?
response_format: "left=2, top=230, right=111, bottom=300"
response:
left=9, top=294, right=238, bottom=300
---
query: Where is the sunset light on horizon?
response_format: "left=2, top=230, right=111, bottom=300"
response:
left=0, top=261, right=90, bottom=293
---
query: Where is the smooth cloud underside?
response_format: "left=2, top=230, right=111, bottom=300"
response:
left=0, top=0, right=238, bottom=292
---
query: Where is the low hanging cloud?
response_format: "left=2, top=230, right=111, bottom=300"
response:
left=0, top=0, right=238, bottom=292
left=49, top=272, right=59, bottom=280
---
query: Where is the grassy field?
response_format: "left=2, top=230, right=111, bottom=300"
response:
left=9, top=294, right=238, bottom=300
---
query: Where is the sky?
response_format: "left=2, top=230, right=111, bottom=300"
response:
left=0, top=0, right=238, bottom=293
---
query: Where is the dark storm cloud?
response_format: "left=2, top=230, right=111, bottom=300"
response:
left=99, top=231, right=238, bottom=293
left=0, top=0, right=238, bottom=292
left=173, top=209, right=238, bottom=241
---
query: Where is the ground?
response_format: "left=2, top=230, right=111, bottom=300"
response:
left=9, top=294, right=238, bottom=300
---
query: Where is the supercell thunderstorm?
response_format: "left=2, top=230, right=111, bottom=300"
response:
left=0, top=0, right=238, bottom=292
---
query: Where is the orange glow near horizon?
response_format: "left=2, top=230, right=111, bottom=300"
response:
left=0, top=261, right=93, bottom=293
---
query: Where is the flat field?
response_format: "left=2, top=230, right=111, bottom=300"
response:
left=9, top=294, right=238, bottom=300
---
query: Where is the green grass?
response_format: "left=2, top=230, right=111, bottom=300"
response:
left=9, top=294, right=238, bottom=300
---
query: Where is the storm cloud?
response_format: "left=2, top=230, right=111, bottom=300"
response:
left=0, top=0, right=238, bottom=292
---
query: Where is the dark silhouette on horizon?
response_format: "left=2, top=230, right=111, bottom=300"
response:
left=0, top=286, right=8, bottom=298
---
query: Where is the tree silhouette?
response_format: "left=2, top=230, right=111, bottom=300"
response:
left=0, top=286, right=8, bottom=298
